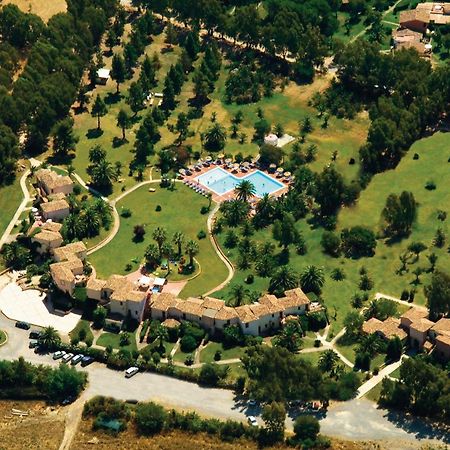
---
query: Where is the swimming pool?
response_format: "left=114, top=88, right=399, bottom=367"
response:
left=195, top=167, right=285, bottom=197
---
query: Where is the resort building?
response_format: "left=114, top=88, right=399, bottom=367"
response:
left=86, top=274, right=148, bottom=322
left=31, top=222, right=63, bottom=254
left=399, top=2, right=450, bottom=32
left=35, top=169, right=73, bottom=196
left=40, top=198, right=70, bottom=221
left=53, top=241, right=87, bottom=263
left=148, top=287, right=311, bottom=336
left=362, top=317, right=408, bottom=342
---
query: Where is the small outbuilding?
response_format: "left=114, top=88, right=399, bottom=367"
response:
left=96, top=68, right=111, bottom=85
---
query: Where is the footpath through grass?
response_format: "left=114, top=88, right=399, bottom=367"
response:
left=0, top=175, right=23, bottom=240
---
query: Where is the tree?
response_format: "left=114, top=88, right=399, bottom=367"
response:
left=293, top=415, right=320, bottom=442
left=433, top=228, right=446, bottom=248
left=93, top=306, right=107, bottom=329
left=341, top=226, right=377, bottom=258
left=408, top=241, right=427, bottom=261
left=39, top=326, right=61, bottom=350
left=234, top=180, right=256, bottom=202
left=174, top=112, right=190, bottom=145
left=52, top=118, right=78, bottom=158
left=220, top=199, right=249, bottom=227
left=117, top=109, right=131, bottom=141
left=315, top=165, right=346, bottom=216
left=261, top=401, right=286, bottom=443
left=127, top=81, right=145, bottom=116
left=259, top=143, right=283, bottom=167
left=162, top=77, right=176, bottom=110
left=145, top=244, right=160, bottom=268
left=364, top=299, right=397, bottom=321
left=135, top=402, right=167, bottom=435
left=321, top=231, right=341, bottom=257
left=1, top=241, right=31, bottom=269
left=91, top=95, right=107, bottom=131
left=204, top=122, right=227, bottom=151
left=45, top=364, right=87, bottom=401
left=427, top=253, right=438, bottom=272
left=425, top=271, right=450, bottom=319
left=381, top=191, right=417, bottom=238
left=152, top=227, right=167, bottom=258
left=344, top=311, right=364, bottom=339
left=273, top=213, right=300, bottom=250
left=88, top=159, right=117, bottom=189
left=106, top=28, right=117, bottom=52
left=318, top=350, right=340, bottom=374
left=386, top=336, right=403, bottom=361
left=172, top=231, right=184, bottom=257
left=269, top=266, right=298, bottom=296
left=198, top=363, right=228, bottom=386
left=88, top=145, right=106, bottom=164
left=133, top=224, right=146, bottom=242
left=229, top=284, right=249, bottom=307
left=300, top=265, right=325, bottom=295
left=185, top=239, right=199, bottom=267
left=111, top=54, right=126, bottom=93
left=273, top=319, right=303, bottom=352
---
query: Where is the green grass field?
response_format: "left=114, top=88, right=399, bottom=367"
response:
left=88, top=183, right=228, bottom=298
left=214, top=132, right=450, bottom=335
left=96, top=331, right=138, bottom=352
left=0, top=175, right=24, bottom=240
left=0, top=330, right=7, bottom=345
left=69, top=320, right=94, bottom=344
left=199, top=341, right=244, bottom=363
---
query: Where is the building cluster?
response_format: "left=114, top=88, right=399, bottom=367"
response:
left=35, top=169, right=74, bottom=222
left=149, top=288, right=312, bottom=336
left=394, top=2, right=450, bottom=56
left=362, top=307, right=450, bottom=360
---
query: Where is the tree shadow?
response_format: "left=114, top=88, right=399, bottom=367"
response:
left=105, top=92, right=121, bottom=105
left=187, top=96, right=210, bottom=109
left=112, top=137, right=127, bottom=148
left=275, top=248, right=290, bottom=265
left=46, top=153, right=75, bottom=166
left=86, top=128, right=103, bottom=139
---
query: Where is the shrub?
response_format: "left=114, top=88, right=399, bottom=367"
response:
left=155, top=205, right=162, bottom=212
left=180, top=335, right=197, bottom=353
left=314, top=339, right=322, bottom=348
left=413, top=153, right=419, bottom=160
left=214, top=350, right=222, bottom=361
left=245, top=274, right=254, bottom=284
left=321, top=231, right=341, bottom=257
left=400, top=289, right=409, bottom=300
left=73, top=184, right=82, bottom=195
left=135, top=402, right=167, bottom=435
left=185, top=354, right=194, bottom=366
left=224, top=230, right=238, bottom=248
left=121, top=208, right=132, bottom=218
left=330, top=268, right=345, bottom=281
left=425, top=180, right=436, bottom=190
left=200, top=206, right=209, bottom=215
left=197, top=230, right=206, bottom=239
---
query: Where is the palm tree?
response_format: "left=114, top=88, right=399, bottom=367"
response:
left=234, top=180, right=256, bottom=202
left=83, top=207, right=101, bottom=238
left=173, top=231, right=184, bottom=258
left=153, top=227, right=167, bottom=258
left=318, top=350, right=340, bottom=374
left=254, top=193, right=274, bottom=227
left=62, top=214, right=78, bottom=241
left=89, top=159, right=117, bottom=189
left=67, top=165, right=75, bottom=176
left=273, top=320, right=303, bottom=352
left=229, top=284, right=249, bottom=307
left=207, top=192, right=212, bottom=211
left=155, top=324, right=168, bottom=349
left=204, top=122, right=227, bottom=151
left=185, top=239, right=199, bottom=267
left=357, top=333, right=382, bottom=358
left=269, top=265, right=298, bottom=295
left=39, top=326, right=61, bottom=350
left=220, top=199, right=250, bottom=227
left=145, top=243, right=160, bottom=268
left=300, top=265, right=325, bottom=295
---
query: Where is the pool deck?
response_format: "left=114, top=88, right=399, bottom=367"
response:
left=181, top=163, right=290, bottom=204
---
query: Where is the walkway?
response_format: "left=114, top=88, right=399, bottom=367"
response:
left=374, top=292, right=427, bottom=311
left=0, top=169, right=30, bottom=251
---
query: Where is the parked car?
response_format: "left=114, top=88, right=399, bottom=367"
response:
left=247, top=416, right=258, bottom=427
left=29, top=330, right=42, bottom=339
left=61, top=397, right=74, bottom=406
left=53, top=350, right=66, bottom=360
left=62, top=353, right=74, bottom=363
left=125, top=367, right=139, bottom=378
left=248, top=399, right=258, bottom=408
left=71, top=354, right=83, bottom=365
left=28, top=340, right=39, bottom=349
left=81, top=356, right=94, bottom=367
left=15, top=321, right=30, bottom=330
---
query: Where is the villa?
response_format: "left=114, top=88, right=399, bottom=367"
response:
left=35, top=169, right=73, bottom=196
left=31, top=222, right=63, bottom=254
left=40, top=198, right=70, bottom=221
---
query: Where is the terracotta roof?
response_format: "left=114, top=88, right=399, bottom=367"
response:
left=151, top=292, right=179, bottom=311
left=436, top=334, right=450, bottom=347
left=258, top=294, right=285, bottom=313
left=201, top=297, right=225, bottom=311
left=50, top=262, right=75, bottom=284
left=393, top=28, right=423, bottom=41
left=249, top=303, right=270, bottom=318
left=235, top=305, right=258, bottom=323
left=40, top=199, right=69, bottom=213
left=54, top=241, right=87, bottom=261
left=278, top=288, right=310, bottom=309
left=162, top=318, right=181, bottom=328
left=86, top=277, right=106, bottom=291
left=176, top=298, right=203, bottom=316
left=397, top=40, right=427, bottom=54
left=214, top=306, right=238, bottom=321
left=431, top=318, right=450, bottom=337
left=111, top=289, right=145, bottom=303
left=400, top=9, right=430, bottom=24
left=42, top=222, right=63, bottom=232
left=423, top=340, right=434, bottom=352
left=33, top=230, right=63, bottom=244
left=362, top=317, right=383, bottom=334
left=103, top=274, right=132, bottom=292
left=49, top=192, right=67, bottom=201
left=381, top=317, right=408, bottom=340
left=401, top=308, right=428, bottom=322
left=410, top=318, right=434, bottom=333
left=36, top=169, right=73, bottom=191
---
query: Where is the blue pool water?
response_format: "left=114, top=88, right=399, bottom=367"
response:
left=195, top=167, right=284, bottom=197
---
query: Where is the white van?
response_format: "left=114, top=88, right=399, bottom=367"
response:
left=53, top=350, right=66, bottom=360
left=62, top=353, right=74, bottom=363
left=125, top=367, right=139, bottom=378
left=71, top=354, right=83, bottom=365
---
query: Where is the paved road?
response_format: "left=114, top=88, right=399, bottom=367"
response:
left=0, top=313, right=447, bottom=448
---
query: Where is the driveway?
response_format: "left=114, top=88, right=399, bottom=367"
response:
left=0, top=282, right=80, bottom=334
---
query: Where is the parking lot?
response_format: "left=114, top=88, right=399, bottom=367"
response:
left=0, top=282, right=80, bottom=334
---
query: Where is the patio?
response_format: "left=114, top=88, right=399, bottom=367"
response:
left=0, top=282, right=81, bottom=334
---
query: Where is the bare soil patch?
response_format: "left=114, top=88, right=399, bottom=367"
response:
left=2, top=0, right=67, bottom=22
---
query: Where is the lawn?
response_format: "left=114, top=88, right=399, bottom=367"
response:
left=96, top=331, right=137, bottom=352
left=88, top=183, right=229, bottom=298
left=3, top=0, right=66, bottom=21
left=199, top=341, right=244, bottom=363
left=297, top=351, right=323, bottom=367
left=173, top=346, right=195, bottom=363
left=0, top=175, right=24, bottom=240
left=335, top=12, right=367, bottom=44
left=0, top=330, right=7, bottom=345
left=214, top=132, right=450, bottom=335
left=69, top=320, right=94, bottom=344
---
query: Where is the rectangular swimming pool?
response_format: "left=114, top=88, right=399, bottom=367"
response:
left=195, top=167, right=285, bottom=197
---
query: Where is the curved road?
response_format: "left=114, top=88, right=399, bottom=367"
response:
left=0, top=314, right=446, bottom=449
